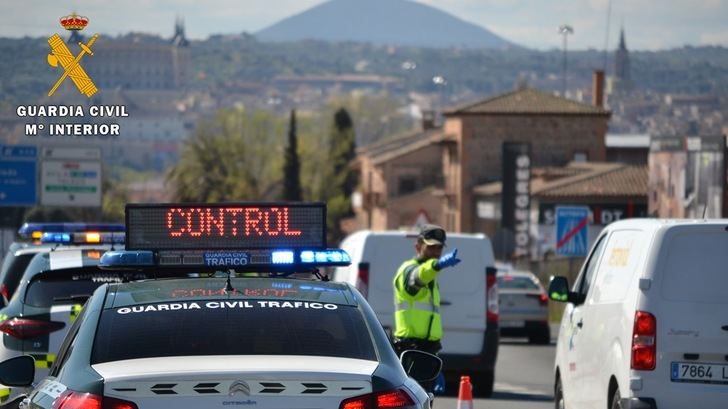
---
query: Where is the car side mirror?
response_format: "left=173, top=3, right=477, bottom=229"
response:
left=0, top=355, right=34, bottom=387
left=400, top=350, right=442, bottom=383
left=548, top=276, right=572, bottom=303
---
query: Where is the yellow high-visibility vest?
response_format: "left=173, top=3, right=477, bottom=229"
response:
left=393, top=258, right=442, bottom=341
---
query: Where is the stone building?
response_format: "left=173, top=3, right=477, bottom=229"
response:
left=354, top=86, right=612, bottom=234
left=439, top=88, right=611, bottom=232
left=85, top=19, right=190, bottom=90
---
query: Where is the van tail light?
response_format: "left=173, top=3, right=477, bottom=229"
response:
left=527, top=293, right=549, bottom=306
left=0, top=318, right=65, bottom=339
left=357, top=262, right=370, bottom=299
left=340, top=388, right=415, bottom=409
left=486, top=269, right=499, bottom=323
left=52, top=390, right=138, bottom=409
left=0, top=284, right=9, bottom=302
left=631, top=311, right=656, bottom=370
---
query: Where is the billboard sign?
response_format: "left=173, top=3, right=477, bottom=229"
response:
left=40, top=147, right=101, bottom=207
left=0, top=144, right=37, bottom=206
left=501, top=142, right=531, bottom=258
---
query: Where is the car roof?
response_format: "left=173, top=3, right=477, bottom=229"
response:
left=13, top=243, right=118, bottom=257
left=23, top=247, right=115, bottom=277
left=104, top=277, right=359, bottom=309
left=605, top=218, right=728, bottom=232
left=497, top=270, right=536, bottom=278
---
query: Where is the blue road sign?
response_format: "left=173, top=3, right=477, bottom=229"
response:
left=555, top=206, right=590, bottom=257
left=0, top=144, right=37, bottom=206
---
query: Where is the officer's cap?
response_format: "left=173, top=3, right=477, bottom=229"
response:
left=418, top=224, right=446, bottom=246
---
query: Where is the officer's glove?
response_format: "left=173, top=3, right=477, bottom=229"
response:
left=434, top=248, right=461, bottom=270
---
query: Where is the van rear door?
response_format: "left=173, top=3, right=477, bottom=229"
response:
left=436, top=236, right=490, bottom=354
left=656, top=227, right=728, bottom=386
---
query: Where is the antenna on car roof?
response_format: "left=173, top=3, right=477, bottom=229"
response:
left=224, top=270, right=237, bottom=294
left=703, top=203, right=708, bottom=219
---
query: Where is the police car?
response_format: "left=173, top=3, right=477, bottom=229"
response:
left=0, top=223, right=125, bottom=306
left=0, top=230, right=134, bottom=406
left=0, top=203, right=441, bottom=409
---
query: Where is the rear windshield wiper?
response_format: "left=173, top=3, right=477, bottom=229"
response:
left=52, top=294, right=91, bottom=304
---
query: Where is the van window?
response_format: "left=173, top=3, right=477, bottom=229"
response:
left=591, top=230, right=648, bottom=303
left=661, top=231, right=728, bottom=304
left=573, top=234, right=607, bottom=299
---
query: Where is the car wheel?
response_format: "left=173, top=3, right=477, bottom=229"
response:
left=474, top=371, right=494, bottom=398
left=610, top=387, right=622, bottom=409
left=554, top=376, right=565, bottom=409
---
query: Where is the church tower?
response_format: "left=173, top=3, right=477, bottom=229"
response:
left=607, top=26, right=633, bottom=94
left=615, top=27, right=631, bottom=82
left=171, top=17, right=190, bottom=88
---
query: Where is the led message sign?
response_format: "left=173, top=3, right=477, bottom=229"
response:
left=126, top=203, right=326, bottom=250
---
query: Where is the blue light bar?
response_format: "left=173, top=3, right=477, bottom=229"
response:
left=100, top=251, right=155, bottom=268
left=271, top=250, right=295, bottom=264
left=301, top=249, right=350, bottom=265
left=99, top=248, right=351, bottom=270
left=40, top=232, right=125, bottom=245
left=41, top=233, right=71, bottom=244
left=19, top=223, right=125, bottom=238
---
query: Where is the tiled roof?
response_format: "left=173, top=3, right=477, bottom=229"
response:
left=538, top=164, right=647, bottom=199
left=358, top=128, right=443, bottom=163
left=473, top=162, right=647, bottom=199
left=445, top=88, right=610, bottom=116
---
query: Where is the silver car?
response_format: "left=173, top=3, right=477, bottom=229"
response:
left=497, top=270, right=551, bottom=344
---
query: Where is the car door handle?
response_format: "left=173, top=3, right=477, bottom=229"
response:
left=440, top=300, right=452, bottom=306
left=576, top=320, right=583, bottom=329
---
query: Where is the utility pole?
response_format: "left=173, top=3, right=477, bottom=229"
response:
left=558, top=24, right=574, bottom=97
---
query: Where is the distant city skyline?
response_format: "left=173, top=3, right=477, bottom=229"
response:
left=1, top=0, right=726, bottom=50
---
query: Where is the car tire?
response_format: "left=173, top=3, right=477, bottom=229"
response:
left=474, top=371, right=494, bottom=398
left=610, top=387, right=622, bottom=409
left=528, top=324, right=551, bottom=345
left=554, top=376, right=565, bottom=409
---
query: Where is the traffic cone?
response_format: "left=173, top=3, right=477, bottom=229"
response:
left=456, top=375, right=473, bottom=409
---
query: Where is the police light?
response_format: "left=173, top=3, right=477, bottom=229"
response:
left=99, top=248, right=350, bottom=269
left=300, top=249, right=350, bottom=264
left=18, top=223, right=125, bottom=238
left=271, top=250, right=295, bottom=264
left=100, top=251, right=155, bottom=268
left=41, top=232, right=126, bottom=245
left=126, top=203, right=326, bottom=250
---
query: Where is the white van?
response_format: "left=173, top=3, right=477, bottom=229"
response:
left=549, top=219, right=728, bottom=409
left=333, top=230, right=499, bottom=396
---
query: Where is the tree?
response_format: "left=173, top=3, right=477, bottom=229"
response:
left=325, top=108, right=357, bottom=243
left=167, top=108, right=285, bottom=203
left=282, top=109, right=302, bottom=201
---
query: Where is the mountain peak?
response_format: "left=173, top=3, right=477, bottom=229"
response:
left=255, top=0, right=517, bottom=49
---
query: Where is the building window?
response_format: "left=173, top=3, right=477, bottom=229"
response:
left=573, top=151, right=588, bottom=162
left=398, top=176, right=417, bottom=195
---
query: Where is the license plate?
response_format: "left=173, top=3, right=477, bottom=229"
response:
left=499, top=320, right=525, bottom=328
left=671, top=362, right=728, bottom=384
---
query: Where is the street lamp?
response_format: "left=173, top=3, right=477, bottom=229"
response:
left=558, top=24, right=574, bottom=97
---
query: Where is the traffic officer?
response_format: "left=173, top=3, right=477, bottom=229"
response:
left=392, top=224, right=461, bottom=377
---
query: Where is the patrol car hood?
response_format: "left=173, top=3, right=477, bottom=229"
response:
left=93, top=356, right=381, bottom=409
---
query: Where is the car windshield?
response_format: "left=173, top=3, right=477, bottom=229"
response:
left=498, top=275, right=541, bottom=290
left=91, top=301, right=376, bottom=364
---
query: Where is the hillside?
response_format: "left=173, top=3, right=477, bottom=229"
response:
left=255, top=0, right=516, bottom=50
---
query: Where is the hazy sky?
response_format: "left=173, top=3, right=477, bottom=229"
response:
left=2, top=0, right=726, bottom=50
